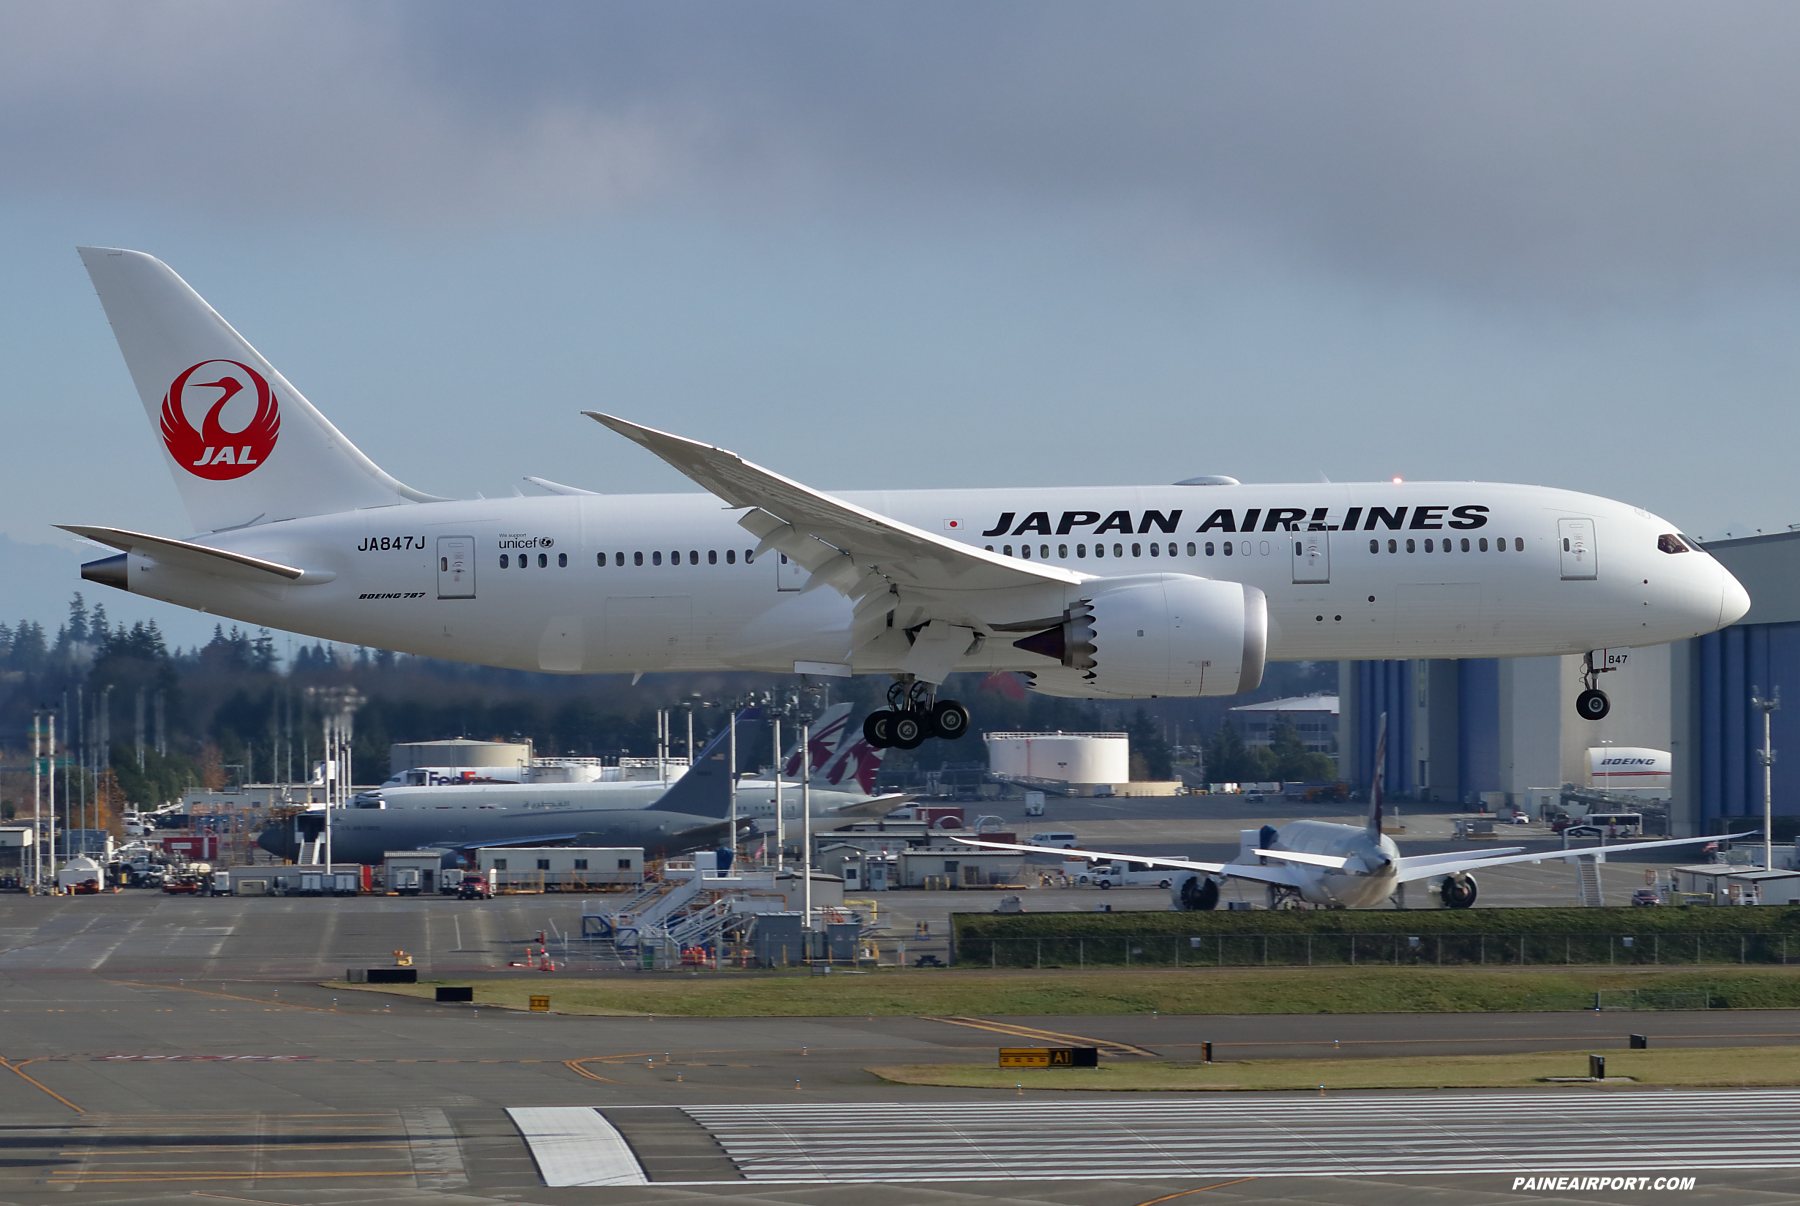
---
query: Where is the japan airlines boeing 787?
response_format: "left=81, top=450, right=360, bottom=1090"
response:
left=66, top=248, right=1750, bottom=746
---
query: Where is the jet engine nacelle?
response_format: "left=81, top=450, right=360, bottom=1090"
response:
left=1171, top=871, right=1221, bottom=911
left=1439, top=872, right=1478, bottom=909
left=1013, top=574, right=1267, bottom=698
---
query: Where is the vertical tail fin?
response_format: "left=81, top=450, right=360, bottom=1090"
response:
left=1368, top=711, right=1387, bottom=837
left=781, top=703, right=853, bottom=778
left=78, top=247, right=442, bottom=533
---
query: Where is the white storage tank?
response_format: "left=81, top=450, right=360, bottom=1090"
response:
left=985, top=732, right=1130, bottom=785
left=389, top=738, right=530, bottom=777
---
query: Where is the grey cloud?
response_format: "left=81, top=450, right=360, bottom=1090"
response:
left=9, top=1, right=1800, bottom=300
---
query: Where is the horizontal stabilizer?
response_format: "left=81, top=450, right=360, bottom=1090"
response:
left=59, top=524, right=333, bottom=584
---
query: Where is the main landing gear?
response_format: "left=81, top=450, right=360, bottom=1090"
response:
left=863, top=677, right=972, bottom=751
left=1576, top=651, right=1613, bottom=721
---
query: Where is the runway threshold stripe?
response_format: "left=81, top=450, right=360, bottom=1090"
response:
left=674, top=1095, right=1800, bottom=1183
left=507, top=1107, right=647, bottom=1187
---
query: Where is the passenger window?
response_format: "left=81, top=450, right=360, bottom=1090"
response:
left=726, top=549, right=736, bottom=563
left=1094, top=543, right=1104, bottom=558
left=558, top=553, right=567, bottom=567
left=1022, top=545, right=1032, bottom=559
left=745, top=549, right=754, bottom=562
left=1004, top=544, right=1014, bottom=556
left=537, top=553, right=548, bottom=568
left=1222, top=541, right=1232, bottom=557
left=615, top=551, right=624, bottom=566
left=1424, top=539, right=1433, bottom=552
left=1149, top=542, right=1159, bottom=557
left=595, top=553, right=603, bottom=567
left=1658, top=534, right=1688, bottom=554
left=1186, top=542, right=1196, bottom=556
left=986, top=544, right=995, bottom=552
left=1461, top=538, right=1470, bottom=552
left=1514, top=538, right=1524, bottom=552
left=652, top=551, right=661, bottom=565
left=500, top=554, right=509, bottom=568
left=1058, top=544, right=1068, bottom=558
left=1076, top=544, right=1087, bottom=558
left=1369, top=539, right=1378, bottom=554
left=1406, top=539, right=1415, bottom=553
left=519, top=556, right=527, bottom=569
left=1205, top=542, right=1215, bottom=556
left=708, top=550, right=717, bottom=564
left=1132, top=543, right=1142, bottom=557
left=1040, top=544, right=1050, bottom=559
left=1479, top=538, right=1489, bottom=552
left=1387, top=539, right=1397, bottom=553
left=634, top=551, right=643, bottom=566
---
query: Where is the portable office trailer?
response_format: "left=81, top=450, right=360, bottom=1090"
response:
left=382, top=851, right=450, bottom=895
left=476, top=847, right=643, bottom=891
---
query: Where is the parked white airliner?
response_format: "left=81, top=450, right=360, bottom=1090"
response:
left=66, top=248, right=1750, bottom=746
left=959, top=719, right=1757, bottom=909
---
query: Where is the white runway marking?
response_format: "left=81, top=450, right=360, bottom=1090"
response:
left=670, top=1090, right=1800, bottom=1182
left=507, top=1107, right=648, bottom=1186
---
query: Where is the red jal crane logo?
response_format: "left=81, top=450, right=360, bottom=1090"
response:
left=161, top=360, right=281, bottom=480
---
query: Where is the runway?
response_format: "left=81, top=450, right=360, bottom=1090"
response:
left=0, top=894, right=1791, bottom=1203
left=512, top=1091, right=1800, bottom=1184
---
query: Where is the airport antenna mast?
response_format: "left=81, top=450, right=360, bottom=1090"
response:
left=1752, top=685, right=1780, bottom=875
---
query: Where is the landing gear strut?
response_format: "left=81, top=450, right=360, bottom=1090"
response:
left=863, top=677, right=972, bottom=750
left=1577, top=651, right=1613, bottom=721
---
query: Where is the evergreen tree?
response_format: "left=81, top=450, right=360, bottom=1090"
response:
left=1267, top=718, right=1338, bottom=781
left=1125, top=707, right=1173, bottom=779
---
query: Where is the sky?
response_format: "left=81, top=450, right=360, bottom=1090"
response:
left=6, top=1, right=1800, bottom=649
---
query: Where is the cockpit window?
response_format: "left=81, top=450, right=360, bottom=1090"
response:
left=1658, top=534, right=1690, bottom=554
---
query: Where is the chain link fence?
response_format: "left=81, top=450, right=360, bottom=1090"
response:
left=956, top=932, right=1800, bottom=969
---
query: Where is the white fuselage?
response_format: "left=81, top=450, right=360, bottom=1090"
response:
left=1242, top=820, right=1403, bottom=908
left=109, top=481, right=1744, bottom=683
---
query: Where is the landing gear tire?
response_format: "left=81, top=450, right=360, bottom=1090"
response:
left=863, top=711, right=894, bottom=749
left=929, top=700, right=971, bottom=740
left=890, top=710, right=928, bottom=750
left=1576, top=688, right=1611, bottom=721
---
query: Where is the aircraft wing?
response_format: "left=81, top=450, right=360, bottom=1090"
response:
left=951, top=837, right=1347, bottom=881
left=588, top=413, right=1083, bottom=595
left=819, top=792, right=915, bottom=818
left=1394, top=831, right=1761, bottom=885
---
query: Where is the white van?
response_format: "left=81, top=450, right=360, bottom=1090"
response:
left=1029, top=831, right=1080, bottom=849
left=1076, top=860, right=1173, bottom=890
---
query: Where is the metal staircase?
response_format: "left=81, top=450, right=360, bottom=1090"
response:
left=1576, top=856, right=1604, bottom=906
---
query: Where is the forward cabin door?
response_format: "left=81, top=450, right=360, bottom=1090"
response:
left=1558, top=518, right=1597, bottom=581
left=436, top=535, right=476, bottom=598
left=1292, top=530, right=1330, bottom=584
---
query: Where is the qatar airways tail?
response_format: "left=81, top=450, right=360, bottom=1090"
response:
left=67, top=248, right=1752, bottom=744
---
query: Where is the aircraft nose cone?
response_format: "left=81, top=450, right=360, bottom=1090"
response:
left=1721, top=566, right=1751, bottom=628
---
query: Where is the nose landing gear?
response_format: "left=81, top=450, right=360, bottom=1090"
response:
left=862, top=677, right=973, bottom=750
left=1577, top=651, right=1613, bottom=721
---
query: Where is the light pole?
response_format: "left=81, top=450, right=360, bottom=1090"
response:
left=1752, top=685, right=1780, bottom=873
left=801, top=718, right=812, bottom=929
left=771, top=715, right=782, bottom=873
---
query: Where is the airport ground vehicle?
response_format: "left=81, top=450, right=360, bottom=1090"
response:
left=1077, top=861, right=1174, bottom=889
left=455, top=872, right=491, bottom=900
left=67, top=249, right=1751, bottom=766
left=392, top=868, right=422, bottom=896
left=1029, top=831, right=1080, bottom=849
left=1632, top=888, right=1663, bottom=906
